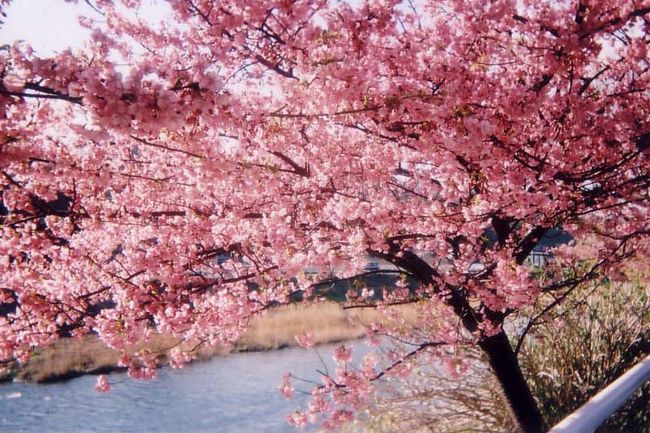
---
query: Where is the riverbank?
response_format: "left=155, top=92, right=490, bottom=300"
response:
left=3, top=302, right=415, bottom=384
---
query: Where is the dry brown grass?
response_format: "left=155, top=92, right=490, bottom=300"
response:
left=12, top=302, right=417, bottom=383
left=239, top=302, right=400, bottom=350
left=15, top=333, right=192, bottom=383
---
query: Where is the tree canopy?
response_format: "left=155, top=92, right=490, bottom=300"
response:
left=1, top=1, right=649, bottom=431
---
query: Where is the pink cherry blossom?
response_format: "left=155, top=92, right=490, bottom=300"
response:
left=280, top=372, right=294, bottom=399
left=94, top=375, right=111, bottom=392
left=333, top=345, right=352, bottom=364
left=294, top=332, right=315, bottom=349
left=1, top=1, right=648, bottom=431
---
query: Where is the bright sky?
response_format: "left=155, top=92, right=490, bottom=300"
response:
left=0, top=0, right=171, bottom=56
left=0, top=0, right=94, bottom=55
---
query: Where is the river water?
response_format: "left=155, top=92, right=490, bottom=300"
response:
left=0, top=342, right=364, bottom=433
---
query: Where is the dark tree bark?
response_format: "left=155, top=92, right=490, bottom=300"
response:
left=376, top=246, right=548, bottom=432
left=479, top=331, right=547, bottom=433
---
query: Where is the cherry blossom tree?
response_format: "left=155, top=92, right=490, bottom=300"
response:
left=1, top=0, right=649, bottom=431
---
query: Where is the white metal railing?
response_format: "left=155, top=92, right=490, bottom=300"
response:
left=548, top=355, right=650, bottom=433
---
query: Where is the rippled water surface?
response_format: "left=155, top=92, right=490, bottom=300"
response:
left=0, top=343, right=363, bottom=433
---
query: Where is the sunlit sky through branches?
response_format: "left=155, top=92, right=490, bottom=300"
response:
left=0, top=0, right=175, bottom=55
left=0, top=0, right=92, bottom=54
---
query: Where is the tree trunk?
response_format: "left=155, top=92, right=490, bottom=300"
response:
left=380, top=250, right=548, bottom=432
left=479, top=331, right=547, bottom=433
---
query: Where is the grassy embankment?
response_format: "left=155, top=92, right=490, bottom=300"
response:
left=5, top=302, right=416, bottom=383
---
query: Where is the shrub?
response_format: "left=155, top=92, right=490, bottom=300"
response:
left=518, top=278, right=650, bottom=432
left=355, top=278, right=650, bottom=433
